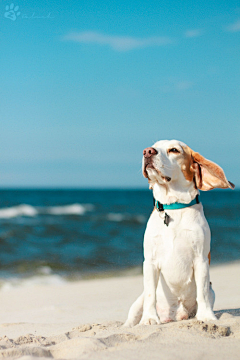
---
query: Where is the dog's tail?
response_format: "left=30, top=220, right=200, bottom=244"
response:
left=123, top=292, right=144, bottom=327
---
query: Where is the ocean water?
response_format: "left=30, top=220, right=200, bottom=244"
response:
left=0, top=189, right=239, bottom=285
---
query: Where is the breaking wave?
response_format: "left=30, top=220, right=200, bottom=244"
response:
left=0, top=203, right=94, bottom=219
left=106, top=213, right=146, bottom=223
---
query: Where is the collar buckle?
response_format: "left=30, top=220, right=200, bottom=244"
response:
left=155, top=201, right=164, bottom=212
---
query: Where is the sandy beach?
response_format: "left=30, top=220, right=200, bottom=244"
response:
left=0, top=262, right=239, bottom=359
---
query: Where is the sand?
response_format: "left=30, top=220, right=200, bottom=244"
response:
left=0, top=262, right=240, bottom=359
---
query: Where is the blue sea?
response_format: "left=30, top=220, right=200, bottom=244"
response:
left=0, top=189, right=239, bottom=286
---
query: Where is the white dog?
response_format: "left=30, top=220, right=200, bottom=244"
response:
left=125, top=140, right=234, bottom=326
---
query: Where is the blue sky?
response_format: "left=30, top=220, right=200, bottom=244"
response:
left=0, top=0, right=239, bottom=187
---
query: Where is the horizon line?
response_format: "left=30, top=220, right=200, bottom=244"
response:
left=0, top=187, right=238, bottom=191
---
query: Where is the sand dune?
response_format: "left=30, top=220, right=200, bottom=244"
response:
left=0, top=262, right=240, bottom=359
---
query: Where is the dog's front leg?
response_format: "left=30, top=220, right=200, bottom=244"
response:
left=194, top=257, right=216, bottom=321
left=140, top=260, right=160, bottom=325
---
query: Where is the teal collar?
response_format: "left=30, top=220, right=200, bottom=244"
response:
left=155, top=195, right=200, bottom=212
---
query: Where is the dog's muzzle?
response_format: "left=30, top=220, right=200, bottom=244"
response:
left=143, top=147, right=158, bottom=178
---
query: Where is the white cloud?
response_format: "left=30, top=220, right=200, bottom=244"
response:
left=63, top=31, right=173, bottom=51
left=226, top=19, right=240, bottom=32
left=184, top=29, right=203, bottom=38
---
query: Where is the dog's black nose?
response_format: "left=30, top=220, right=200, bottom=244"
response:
left=143, top=147, right=158, bottom=158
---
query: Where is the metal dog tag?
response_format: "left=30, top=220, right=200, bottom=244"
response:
left=164, top=212, right=170, bottom=226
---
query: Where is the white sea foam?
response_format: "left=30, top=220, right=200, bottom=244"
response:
left=107, top=213, right=125, bottom=222
left=46, top=203, right=87, bottom=215
left=0, top=274, right=66, bottom=292
left=0, top=204, right=38, bottom=219
left=135, top=215, right=146, bottom=224
left=0, top=203, right=94, bottom=219
left=107, top=213, right=146, bottom=223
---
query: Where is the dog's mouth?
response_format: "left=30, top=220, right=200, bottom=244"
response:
left=143, top=159, right=156, bottom=178
left=143, top=159, right=171, bottom=183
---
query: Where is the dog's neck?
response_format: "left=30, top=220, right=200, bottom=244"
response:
left=151, top=180, right=199, bottom=205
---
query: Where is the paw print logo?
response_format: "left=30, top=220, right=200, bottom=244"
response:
left=4, top=3, right=21, bottom=21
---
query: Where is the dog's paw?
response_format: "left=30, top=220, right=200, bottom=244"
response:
left=176, top=304, right=189, bottom=321
left=160, top=317, right=174, bottom=323
left=176, top=311, right=189, bottom=321
left=196, top=310, right=217, bottom=322
left=140, top=314, right=160, bottom=325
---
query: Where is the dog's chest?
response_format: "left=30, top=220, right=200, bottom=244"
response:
left=144, top=206, right=208, bottom=269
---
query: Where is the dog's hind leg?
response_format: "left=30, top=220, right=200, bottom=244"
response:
left=124, top=292, right=144, bottom=327
left=181, top=282, right=214, bottom=319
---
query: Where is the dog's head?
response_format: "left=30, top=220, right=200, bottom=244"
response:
left=143, top=140, right=235, bottom=191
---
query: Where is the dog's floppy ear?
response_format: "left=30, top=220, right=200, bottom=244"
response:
left=189, top=149, right=235, bottom=191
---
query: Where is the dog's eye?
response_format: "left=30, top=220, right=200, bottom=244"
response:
left=169, top=148, right=180, bottom=154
